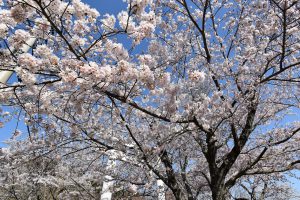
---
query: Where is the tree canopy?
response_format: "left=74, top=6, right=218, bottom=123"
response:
left=1, top=0, right=300, bottom=199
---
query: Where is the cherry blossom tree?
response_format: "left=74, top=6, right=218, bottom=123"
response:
left=0, top=139, right=106, bottom=200
left=1, top=0, right=300, bottom=199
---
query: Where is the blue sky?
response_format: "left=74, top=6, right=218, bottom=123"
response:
left=84, top=0, right=127, bottom=13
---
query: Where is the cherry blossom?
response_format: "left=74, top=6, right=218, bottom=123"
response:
left=0, top=0, right=300, bottom=200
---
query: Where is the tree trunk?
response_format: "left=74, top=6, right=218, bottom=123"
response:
left=211, top=186, right=227, bottom=200
left=210, top=173, right=228, bottom=200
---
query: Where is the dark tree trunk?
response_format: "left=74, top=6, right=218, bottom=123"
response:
left=211, top=186, right=227, bottom=200
left=210, top=171, right=228, bottom=200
